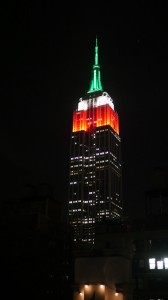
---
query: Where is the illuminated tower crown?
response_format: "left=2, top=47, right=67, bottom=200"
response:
left=72, top=38, right=119, bottom=135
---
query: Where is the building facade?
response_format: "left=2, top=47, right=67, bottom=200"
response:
left=68, top=39, right=123, bottom=244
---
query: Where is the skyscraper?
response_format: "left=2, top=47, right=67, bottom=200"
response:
left=68, top=38, right=122, bottom=244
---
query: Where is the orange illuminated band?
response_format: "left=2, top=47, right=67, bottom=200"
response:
left=72, top=104, right=119, bottom=135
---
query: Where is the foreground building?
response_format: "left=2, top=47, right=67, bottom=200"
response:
left=68, top=39, right=123, bottom=244
left=73, top=215, right=168, bottom=300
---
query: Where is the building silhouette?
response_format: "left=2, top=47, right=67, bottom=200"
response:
left=145, top=167, right=168, bottom=216
left=0, top=189, right=74, bottom=299
left=68, top=38, right=123, bottom=244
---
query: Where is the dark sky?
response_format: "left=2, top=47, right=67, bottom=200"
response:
left=1, top=2, right=168, bottom=217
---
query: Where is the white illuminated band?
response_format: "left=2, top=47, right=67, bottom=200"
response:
left=78, top=92, right=114, bottom=111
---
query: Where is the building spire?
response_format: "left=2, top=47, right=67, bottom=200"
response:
left=88, top=37, right=103, bottom=93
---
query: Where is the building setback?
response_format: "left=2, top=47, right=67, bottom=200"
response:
left=68, top=38, right=123, bottom=244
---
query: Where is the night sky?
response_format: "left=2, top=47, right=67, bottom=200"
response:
left=1, top=2, right=168, bottom=217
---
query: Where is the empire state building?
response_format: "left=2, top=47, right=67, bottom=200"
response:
left=68, top=39, right=123, bottom=244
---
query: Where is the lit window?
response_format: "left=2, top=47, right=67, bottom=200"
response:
left=149, top=258, right=155, bottom=269
left=157, top=260, right=163, bottom=269
left=164, top=258, right=168, bottom=269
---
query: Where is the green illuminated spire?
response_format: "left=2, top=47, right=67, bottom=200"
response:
left=88, top=37, right=103, bottom=93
